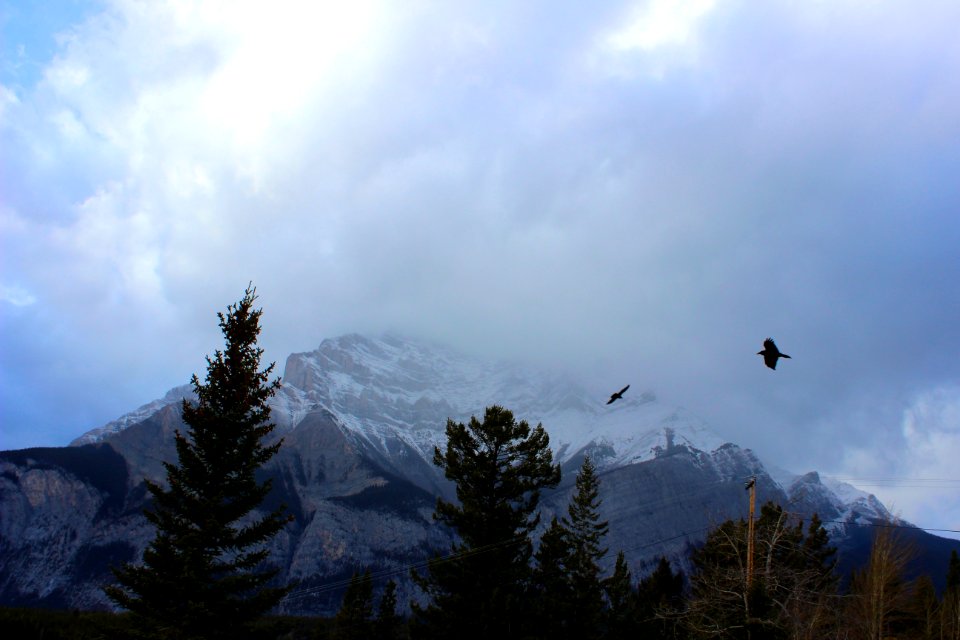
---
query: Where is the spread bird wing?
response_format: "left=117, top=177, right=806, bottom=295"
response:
left=606, top=385, right=630, bottom=404
left=763, top=338, right=777, bottom=352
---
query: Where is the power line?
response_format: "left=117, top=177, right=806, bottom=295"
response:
left=822, top=477, right=960, bottom=482
left=823, top=477, right=960, bottom=488
left=788, top=514, right=960, bottom=536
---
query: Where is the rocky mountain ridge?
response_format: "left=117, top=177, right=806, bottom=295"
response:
left=3, top=334, right=953, bottom=614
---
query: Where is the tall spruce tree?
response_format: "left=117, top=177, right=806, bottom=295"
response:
left=944, top=550, right=960, bottom=640
left=949, top=550, right=960, bottom=592
left=635, top=556, right=684, bottom=638
left=105, top=285, right=291, bottom=639
left=532, top=517, right=575, bottom=637
left=604, top=551, right=637, bottom=639
left=562, top=455, right=610, bottom=639
left=333, top=570, right=374, bottom=640
left=410, top=405, right=560, bottom=639
left=529, top=455, right=611, bottom=638
left=374, top=579, right=404, bottom=640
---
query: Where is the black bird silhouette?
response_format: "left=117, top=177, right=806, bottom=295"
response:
left=758, top=338, right=791, bottom=370
left=606, top=384, right=630, bottom=405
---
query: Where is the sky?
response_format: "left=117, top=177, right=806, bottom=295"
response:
left=2, top=0, right=959, bottom=537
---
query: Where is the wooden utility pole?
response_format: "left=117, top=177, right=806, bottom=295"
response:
left=745, top=476, right=757, bottom=590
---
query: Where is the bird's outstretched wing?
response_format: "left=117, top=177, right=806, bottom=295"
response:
left=763, top=338, right=777, bottom=352
left=606, top=384, right=630, bottom=404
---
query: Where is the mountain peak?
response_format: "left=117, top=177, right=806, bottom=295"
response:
left=70, top=383, right=195, bottom=446
left=74, top=333, right=727, bottom=468
left=72, top=332, right=889, bottom=528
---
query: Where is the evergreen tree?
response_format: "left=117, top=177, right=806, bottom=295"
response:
left=105, top=285, right=291, bottom=640
left=948, top=550, right=960, bottom=593
left=802, top=513, right=837, bottom=575
left=636, top=556, right=685, bottom=638
left=944, top=550, right=960, bottom=640
left=905, top=574, right=938, bottom=640
left=529, top=456, right=612, bottom=639
left=532, top=517, right=574, bottom=637
left=562, top=455, right=609, bottom=639
left=332, top=570, right=374, bottom=640
left=604, top=550, right=637, bottom=639
left=374, top=579, right=404, bottom=640
left=410, top=405, right=561, bottom=639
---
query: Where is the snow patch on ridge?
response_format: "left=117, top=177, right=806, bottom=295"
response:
left=70, top=333, right=885, bottom=525
left=71, top=384, right=195, bottom=445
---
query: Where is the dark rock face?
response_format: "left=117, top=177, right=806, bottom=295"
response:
left=543, top=442, right=786, bottom=579
left=1, top=412, right=455, bottom=615
left=0, top=444, right=140, bottom=609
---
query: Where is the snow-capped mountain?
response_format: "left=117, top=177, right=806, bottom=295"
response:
left=779, top=470, right=897, bottom=547
left=72, top=384, right=196, bottom=445
left=75, top=333, right=726, bottom=471
left=4, top=333, right=954, bottom=614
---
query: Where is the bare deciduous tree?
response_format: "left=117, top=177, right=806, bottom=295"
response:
left=844, top=523, right=916, bottom=640
left=685, top=502, right=839, bottom=639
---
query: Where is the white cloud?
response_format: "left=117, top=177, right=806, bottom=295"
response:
left=606, top=0, right=717, bottom=52
left=837, top=386, right=960, bottom=537
left=0, top=284, right=37, bottom=307
left=1, top=0, right=959, bottom=520
left=0, top=84, right=20, bottom=120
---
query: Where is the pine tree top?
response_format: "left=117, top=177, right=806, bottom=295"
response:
left=105, top=284, right=291, bottom=639
left=563, top=454, right=609, bottom=560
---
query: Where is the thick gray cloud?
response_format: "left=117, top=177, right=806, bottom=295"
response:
left=2, top=0, right=959, bottom=534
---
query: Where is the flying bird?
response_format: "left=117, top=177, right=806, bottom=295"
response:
left=757, top=338, right=791, bottom=370
left=606, top=384, right=630, bottom=405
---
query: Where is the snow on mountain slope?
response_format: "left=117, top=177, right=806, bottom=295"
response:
left=71, top=333, right=891, bottom=526
left=276, top=333, right=729, bottom=470
left=74, top=333, right=725, bottom=469
left=71, top=384, right=195, bottom=446
left=822, top=476, right=895, bottom=525
left=760, top=468, right=896, bottom=540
